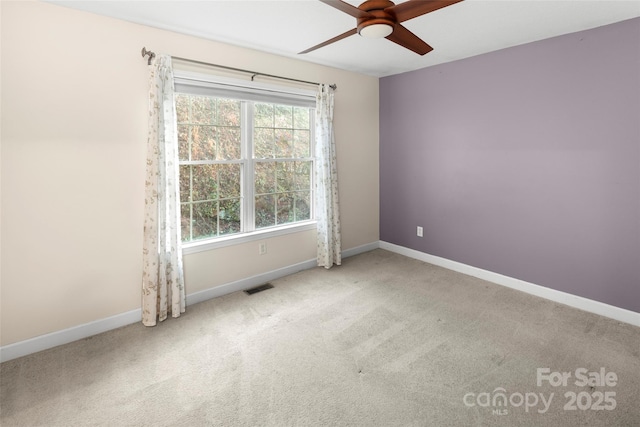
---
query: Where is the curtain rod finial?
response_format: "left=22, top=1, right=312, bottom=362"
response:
left=141, top=47, right=156, bottom=65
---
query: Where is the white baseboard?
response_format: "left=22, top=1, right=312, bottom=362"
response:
left=0, top=242, right=379, bottom=363
left=0, top=309, right=143, bottom=363
left=379, top=241, right=640, bottom=327
left=341, top=241, right=380, bottom=258
left=6, top=240, right=633, bottom=363
left=187, top=241, right=379, bottom=306
left=186, top=258, right=318, bottom=306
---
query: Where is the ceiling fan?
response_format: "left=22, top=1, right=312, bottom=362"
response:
left=300, top=0, right=463, bottom=55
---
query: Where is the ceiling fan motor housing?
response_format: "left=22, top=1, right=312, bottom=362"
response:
left=357, top=0, right=397, bottom=35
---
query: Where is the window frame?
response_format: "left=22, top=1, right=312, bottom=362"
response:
left=174, top=71, right=317, bottom=254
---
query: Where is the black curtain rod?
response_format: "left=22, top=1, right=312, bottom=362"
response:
left=141, top=47, right=336, bottom=90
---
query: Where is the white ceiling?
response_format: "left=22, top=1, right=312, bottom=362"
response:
left=49, top=0, right=640, bottom=77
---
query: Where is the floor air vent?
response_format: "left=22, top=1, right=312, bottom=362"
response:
left=244, top=283, right=274, bottom=295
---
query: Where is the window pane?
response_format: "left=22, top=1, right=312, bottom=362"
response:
left=192, top=165, right=218, bottom=201
left=219, top=198, right=241, bottom=235
left=218, top=164, right=241, bottom=198
left=254, top=103, right=273, bottom=128
left=179, top=165, right=191, bottom=201
left=294, top=161, right=311, bottom=190
left=255, top=195, right=275, bottom=229
left=296, top=192, right=311, bottom=221
left=191, top=125, right=216, bottom=161
left=180, top=203, right=191, bottom=242
left=192, top=202, right=217, bottom=240
left=254, top=128, right=274, bottom=159
left=293, top=130, right=310, bottom=158
left=275, top=129, right=293, bottom=158
left=217, top=127, right=241, bottom=160
left=255, top=162, right=275, bottom=195
left=191, top=96, right=214, bottom=124
left=217, top=99, right=241, bottom=126
left=274, top=105, right=293, bottom=128
left=277, top=194, right=294, bottom=225
left=176, top=95, right=189, bottom=124
left=178, top=124, right=189, bottom=161
left=293, top=107, right=310, bottom=129
left=276, top=161, right=294, bottom=192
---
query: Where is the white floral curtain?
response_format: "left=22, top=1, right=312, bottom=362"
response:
left=315, top=84, right=342, bottom=269
left=142, top=54, right=185, bottom=326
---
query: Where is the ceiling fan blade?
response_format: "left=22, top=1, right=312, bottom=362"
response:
left=299, top=28, right=358, bottom=54
left=388, top=0, right=464, bottom=23
left=385, top=24, right=433, bottom=55
left=320, top=0, right=373, bottom=19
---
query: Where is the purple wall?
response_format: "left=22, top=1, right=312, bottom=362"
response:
left=380, top=18, right=640, bottom=313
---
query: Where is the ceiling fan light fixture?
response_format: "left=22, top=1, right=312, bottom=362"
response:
left=359, top=23, right=393, bottom=39
left=300, top=0, right=459, bottom=55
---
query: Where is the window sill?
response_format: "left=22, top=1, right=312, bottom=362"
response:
left=181, top=221, right=317, bottom=255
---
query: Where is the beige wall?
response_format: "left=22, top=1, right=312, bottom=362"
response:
left=0, top=1, right=379, bottom=346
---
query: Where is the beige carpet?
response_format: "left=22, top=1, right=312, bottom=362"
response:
left=1, top=249, right=639, bottom=426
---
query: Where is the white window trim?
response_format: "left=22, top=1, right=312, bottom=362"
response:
left=173, top=70, right=316, bottom=107
left=175, top=70, right=318, bottom=252
left=182, top=220, right=317, bottom=255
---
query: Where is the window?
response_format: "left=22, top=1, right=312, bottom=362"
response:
left=175, top=77, right=315, bottom=246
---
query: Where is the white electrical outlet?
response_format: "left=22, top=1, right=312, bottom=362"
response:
left=259, top=242, right=267, bottom=255
left=417, top=226, right=423, bottom=237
